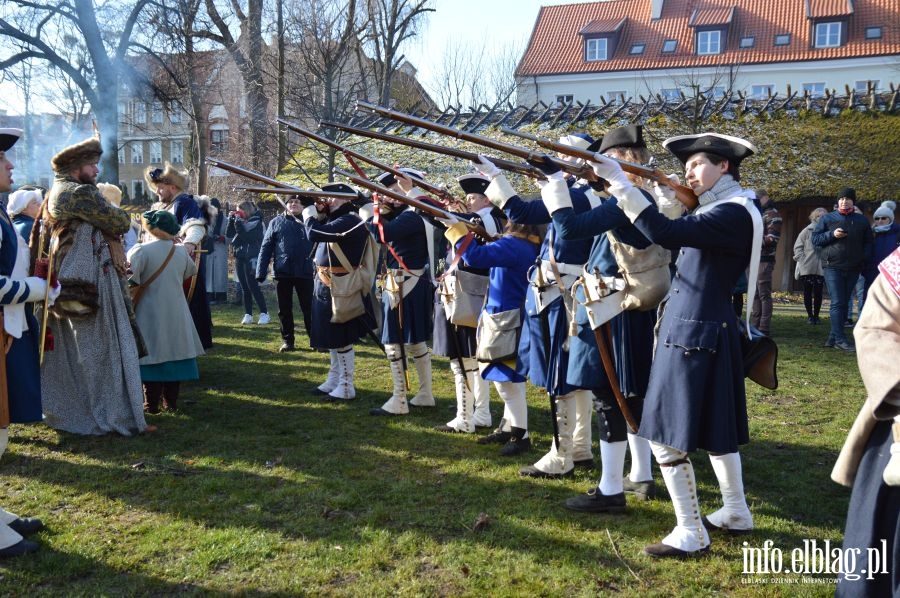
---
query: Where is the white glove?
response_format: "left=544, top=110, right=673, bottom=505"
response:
left=436, top=214, right=460, bottom=227
left=357, top=202, right=375, bottom=221
left=653, top=174, right=683, bottom=217
left=885, top=441, right=900, bottom=486
left=590, top=154, right=631, bottom=189
left=48, top=283, right=62, bottom=306
left=473, top=155, right=501, bottom=179
left=301, top=205, right=322, bottom=222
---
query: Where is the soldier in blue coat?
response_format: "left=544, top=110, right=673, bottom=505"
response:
left=0, top=128, right=57, bottom=557
left=476, top=134, right=596, bottom=478
left=303, top=185, right=376, bottom=400
left=365, top=169, right=436, bottom=416
left=592, top=132, right=761, bottom=558
left=539, top=125, right=682, bottom=513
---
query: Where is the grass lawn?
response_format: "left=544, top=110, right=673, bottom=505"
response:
left=0, top=298, right=864, bottom=596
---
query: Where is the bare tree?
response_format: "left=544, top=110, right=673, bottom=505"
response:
left=0, top=0, right=153, bottom=182
left=361, top=0, right=433, bottom=106
left=425, top=35, right=523, bottom=111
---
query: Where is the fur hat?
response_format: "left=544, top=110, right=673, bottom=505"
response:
left=457, top=173, right=490, bottom=195
left=0, top=128, right=22, bottom=153
left=874, top=200, right=896, bottom=222
left=51, top=136, right=102, bottom=173
left=837, top=187, right=857, bottom=202
left=144, top=162, right=188, bottom=193
left=96, top=182, right=123, bottom=207
left=663, top=133, right=756, bottom=165
left=7, top=188, right=41, bottom=217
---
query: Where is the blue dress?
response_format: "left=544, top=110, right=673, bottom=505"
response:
left=504, top=182, right=594, bottom=396
left=171, top=193, right=213, bottom=349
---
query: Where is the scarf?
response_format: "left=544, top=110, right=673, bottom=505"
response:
left=697, top=175, right=744, bottom=207
left=838, top=206, right=854, bottom=216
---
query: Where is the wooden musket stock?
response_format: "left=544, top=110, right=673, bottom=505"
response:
left=332, top=169, right=498, bottom=241
left=319, top=120, right=543, bottom=179
left=205, top=158, right=298, bottom=209
left=500, top=127, right=699, bottom=210
left=232, top=186, right=359, bottom=201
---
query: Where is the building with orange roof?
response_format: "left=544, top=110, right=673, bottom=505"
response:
left=515, top=0, right=900, bottom=106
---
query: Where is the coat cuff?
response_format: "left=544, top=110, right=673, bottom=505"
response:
left=444, top=222, right=469, bottom=245
left=611, top=183, right=652, bottom=222
left=180, top=218, right=207, bottom=244
left=540, top=178, right=573, bottom=214
left=485, top=175, right=516, bottom=209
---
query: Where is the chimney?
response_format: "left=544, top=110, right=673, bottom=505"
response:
left=650, top=0, right=665, bottom=20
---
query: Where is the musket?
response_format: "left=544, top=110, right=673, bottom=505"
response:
left=320, top=120, right=543, bottom=180
left=355, top=101, right=598, bottom=185
left=332, top=169, right=499, bottom=241
left=206, top=158, right=296, bottom=209
left=278, top=118, right=464, bottom=210
left=501, top=126, right=699, bottom=210
left=232, top=186, right=359, bottom=201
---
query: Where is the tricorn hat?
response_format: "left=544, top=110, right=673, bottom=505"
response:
left=321, top=182, right=364, bottom=201
left=457, top=173, right=490, bottom=196
left=663, top=133, right=756, bottom=165
left=376, top=168, right=426, bottom=188
left=598, top=125, right=645, bottom=154
left=0, top=128, right=23, bottom=153
left=145, top=162, right=188, bottom=193
left=51, top=136, right=102, bottom=173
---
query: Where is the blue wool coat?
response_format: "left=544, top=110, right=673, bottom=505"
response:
left=631, top=199, right=753, bottom=453
left=504, top=183, right=594, bottom=396
left=457, top=234, right=538, bottom=382
left=305, top=203, right=376, bottom=349
left=367, top=207, right=433, bottom=344
left=257, top=212, right=315, bottom=280
left=552, top=192, right=656, bottom=398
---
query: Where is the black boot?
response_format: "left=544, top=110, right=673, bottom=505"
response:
left=162, top=382, right=180, bottom=411
left=143, top=382, right=163, bottom=414
left=499, top=427, right=531, bottom=456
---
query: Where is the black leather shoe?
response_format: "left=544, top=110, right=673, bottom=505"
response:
left=573, top=458, right=595, bottom=469
left=499, top=436, right=531, bottom=456
left=623, top=478, right=656, bottom=501
left=701, top=516, right=752, bottom=536
left=369, top=408, right=405, bottom=416
left=823, top=337, right=835, bottom=348
left=565, top=488, right=626, bottom=513
left=0, top=539, right=39, bottom=559
left=644, top=542, right=709, bottom=558
left=434, top=424, right=467, bottom=433
left=519, top=463, right=573, bottom=478
left=477, top=429, right=512, bottom=445
left=8, top=518, right=44, bottom=536
left=279, top=343, right=296, bottom=353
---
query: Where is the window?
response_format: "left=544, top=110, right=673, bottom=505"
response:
left=149, top=140, right=162, bottom=163
left=803, top=82, right=826, bottom=98
left=117, top=102, right=127, bottom=124
left=132, top=181, right=144, bottom=203
left=855, top=80, right=879, bottom=93
left=555, top=94, right=573, bottom=106
left=740, top=36, right=754, bottom=49
left=660, top=88, right=681, bottom=101
left=774, top=34, right=791, bottom=46
left=865, top=27, right=882, bottom=40
left=133, top=101, right=146, bottom=124
left=151, top=101, right=163, bottom=124
left=697, top=30, right=722, bottom=55
left=606, top=91, right=626, bottom=104
left=210, top=129, right=229, bottom=153
left=751, top=84, right=774, bottom=99
left=170, top=139, right=184, bottom=164
left=169, top=102, right=182, bottom=124
left=629, top=43, right=645, bottom=55
left=130, top=141, right=144, bottom=164
left=815, top=22, right=841, bottom=48
left=585, top=38, right=608, bottom=61
left=661, top=39, right=677, bottom=53
left=118, top=146, right=125, bottom=164
left=707, top=86, right=726, bottom=99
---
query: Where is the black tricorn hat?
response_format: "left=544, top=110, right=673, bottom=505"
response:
left=321, top=182, right=358, bottom=196
left=457, top=173, right=490, bottom=195
left=597, top=124, right=645, bottom=154
left=662, top=133, right=756, bottom=165
left=376, top=168, right=426, bottom=188
left=0, top=128, right=22, bottom=153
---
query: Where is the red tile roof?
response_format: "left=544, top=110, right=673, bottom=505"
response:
left=579, top=17, right=626, bottom=35
left=807, top=0, right=854, bottom=18
left=689, top=6, right=735, bottom=27
left=516, top=0, right=900, bottom=77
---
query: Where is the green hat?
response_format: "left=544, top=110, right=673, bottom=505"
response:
left=142, top=210, right=180, bottom=236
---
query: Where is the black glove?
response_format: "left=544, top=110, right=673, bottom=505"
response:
left=525, top=153, right=562, bottom=176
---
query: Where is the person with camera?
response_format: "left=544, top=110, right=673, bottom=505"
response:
left=227, top=200, right=269, bottom=326
left=256, top=196, right=314, bottom=352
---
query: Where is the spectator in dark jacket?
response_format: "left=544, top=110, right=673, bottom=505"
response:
left=227, top=200, right=269, bottom=325
left=750, top=189, right=781, bottom=336
left=256, top=196, right=315, bottom=352
left=812, top=187, right=874, bottom=352
left=864, top=200, right=900, bottom=296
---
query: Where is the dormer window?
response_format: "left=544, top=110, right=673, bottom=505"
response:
left=586, top=38, right=608, bottom=61
left=814, top=21, right=842, bottom=48
left=697, top=30, right=723, bottom=55
left=661, top=39, right=677, bottom=53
